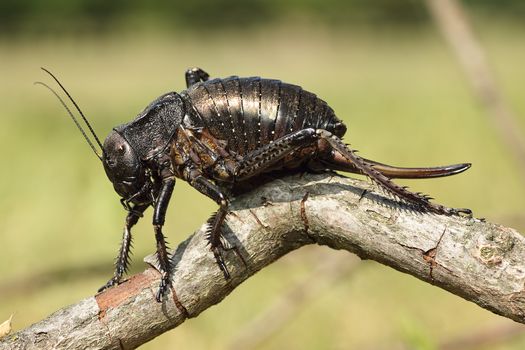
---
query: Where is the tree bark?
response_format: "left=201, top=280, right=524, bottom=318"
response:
left=1, top=173, right=524, bottom=349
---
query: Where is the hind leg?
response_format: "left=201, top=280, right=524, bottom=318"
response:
left=236, top=128, right=470, bottom=215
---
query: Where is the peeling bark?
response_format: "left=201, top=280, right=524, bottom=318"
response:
left=1, top=173, right=524, bottom=349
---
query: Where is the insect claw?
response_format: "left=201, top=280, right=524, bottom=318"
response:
left=212, top=247, right=231, bottom=279
left=454, top=207, right=473, bottom=217
left=156, top=284, right=166, bottom=302
left=98, top=277, right=119, bottom=293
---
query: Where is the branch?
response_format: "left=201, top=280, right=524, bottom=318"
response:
left=2, top=173, right=524, bottom=349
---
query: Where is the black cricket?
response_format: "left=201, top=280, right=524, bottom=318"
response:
left=38, top=67, right=471, bottom=302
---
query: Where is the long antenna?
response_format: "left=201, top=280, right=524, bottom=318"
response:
left=40, top=67, right=104, bottom=152
left=35, top=81, right=103, bottom=161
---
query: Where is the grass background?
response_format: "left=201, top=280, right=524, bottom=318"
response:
left=1, top=15, right=525, bottom=350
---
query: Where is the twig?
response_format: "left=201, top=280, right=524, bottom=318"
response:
left=1, top=173, right=524, bottom=349
left=425, top=0, right=525, bottom=177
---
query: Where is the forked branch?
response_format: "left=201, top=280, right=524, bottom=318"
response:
left=1, top=173, right=524, bottom=349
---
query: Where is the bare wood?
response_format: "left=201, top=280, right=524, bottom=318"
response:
left=425, top=0, right=525, bottom=177
left=1, top=173, right=524, bottom=349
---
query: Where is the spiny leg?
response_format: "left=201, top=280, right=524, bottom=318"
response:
left=315, top=129, right=472, bottom=216
left=153, top=177, right=176, bottom=301
left=206, top=201, right=233, bottom=279
left=235, top=128, right=320, bottom=181
left=236, top=127, right=470, bottom=216
left=184, top=168, right=246, bottom=279
left=185, top=67, right=210, bottom=88
left=98, top=204, right=148, bottom=293
left=197, top=129, right=324, bottom=276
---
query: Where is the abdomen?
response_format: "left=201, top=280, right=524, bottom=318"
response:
left=181, top=76, right=347, bottom=155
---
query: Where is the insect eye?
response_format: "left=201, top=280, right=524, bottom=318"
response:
left=118, top=145, right=126, bottom=154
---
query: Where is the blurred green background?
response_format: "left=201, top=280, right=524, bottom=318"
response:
left=1, top=1, right=525, bottom=349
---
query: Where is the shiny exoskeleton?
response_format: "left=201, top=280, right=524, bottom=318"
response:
left=63, top=68, right=472, bottom=301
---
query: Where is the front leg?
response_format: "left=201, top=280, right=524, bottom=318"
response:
left=98, top=204, right=148, bottom=293
left=185, top=67, right=210, bottom=88
left=153, top=176, right=176, bottom=301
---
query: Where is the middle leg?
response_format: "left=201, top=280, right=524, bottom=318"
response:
left=185, top=169, right=246, bottom=278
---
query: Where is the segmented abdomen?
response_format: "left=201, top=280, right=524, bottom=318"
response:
left=181, top=76, right=346, bottom=155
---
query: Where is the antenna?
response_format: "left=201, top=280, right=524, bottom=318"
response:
left=39, top=67, right=104, bottom=152
left=35, top=81, right=103, bottom=161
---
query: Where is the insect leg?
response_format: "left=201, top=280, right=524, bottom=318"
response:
left=235, top=128, right=319, bottom=181
left=315, top=129, right=472, bottom=216
left=152, top=177, right=176, bottom=301
left=184, top=168, right=246, bottom=279
left=98, top=204, right=149, bottom=293
left=235, top=128, right=470, bottom=216
left=185, top=67, right=210, bottom=88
